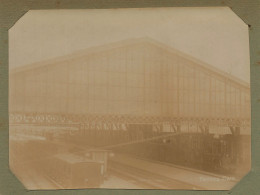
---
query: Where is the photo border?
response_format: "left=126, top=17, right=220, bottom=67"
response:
left=1, top=0, right=259, bottom=194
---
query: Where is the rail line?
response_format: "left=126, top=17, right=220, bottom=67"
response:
left=109, top=160, right=207, bottom=190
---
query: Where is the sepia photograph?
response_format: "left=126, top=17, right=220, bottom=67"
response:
left=8, top=7, right=251, bottom=190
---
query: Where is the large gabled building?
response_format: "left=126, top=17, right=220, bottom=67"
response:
left=9, top=38, right=251, bottom=175
left=9, top=37, right=250, bottom=121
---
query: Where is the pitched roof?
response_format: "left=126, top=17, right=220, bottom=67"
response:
left=10, top=37, right=250, bottom=88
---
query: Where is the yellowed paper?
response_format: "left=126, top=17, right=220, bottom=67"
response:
left=9, top=7, right=250, bottom=190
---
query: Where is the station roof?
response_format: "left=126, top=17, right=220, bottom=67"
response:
left=10, top=37, right=250, bottom=89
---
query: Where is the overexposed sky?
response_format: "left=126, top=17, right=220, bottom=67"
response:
left=9, top=7, right=250, bottom=82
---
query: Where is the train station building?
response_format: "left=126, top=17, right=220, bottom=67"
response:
left=9, top=37, right=250, bottom=133
left=9, top=38, right=251, bottom=189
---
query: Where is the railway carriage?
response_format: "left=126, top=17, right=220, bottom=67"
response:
left=44, top=153, right=104, bottom=188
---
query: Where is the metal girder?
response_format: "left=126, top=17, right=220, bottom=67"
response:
left=9, top=112, right=250, bottom=129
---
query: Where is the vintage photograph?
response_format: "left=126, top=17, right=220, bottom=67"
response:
left=9, top=7, right=251, bottom=190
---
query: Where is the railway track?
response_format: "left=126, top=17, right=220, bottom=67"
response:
left=10, top=136, right=237, bottom=190
left=108, top=153, right=237, bottom=190
left=109, top=161, right=206, bottom=190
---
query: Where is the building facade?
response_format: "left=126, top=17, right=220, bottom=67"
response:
left=9, top=38, right=250, bottom=121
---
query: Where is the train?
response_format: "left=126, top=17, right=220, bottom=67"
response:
left=40, top=147, right=112, bottom=188
left=43, top=153, right=105, bottom=188
left=9, top=134, right=113, bottom=189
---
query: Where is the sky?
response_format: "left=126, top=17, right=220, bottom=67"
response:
left=9, top=7, right=250, bottom=83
